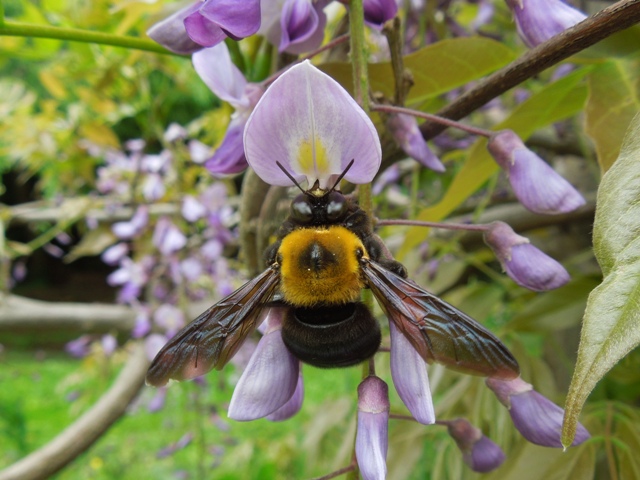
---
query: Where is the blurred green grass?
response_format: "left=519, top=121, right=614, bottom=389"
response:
left=0, top=349, right=373, bottom=479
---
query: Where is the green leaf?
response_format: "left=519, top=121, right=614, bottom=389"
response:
left=562, top=111, right=640, bottom=446
left=398, top=67, right=590, bottom=259
left=322, top=37, right=516, bottom=103
left=510, top=276, right=601, bottom=332
left=584, top=59, right=640, bottom=172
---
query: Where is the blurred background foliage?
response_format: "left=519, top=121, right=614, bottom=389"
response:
left=1, top=0, right=640, bottom=479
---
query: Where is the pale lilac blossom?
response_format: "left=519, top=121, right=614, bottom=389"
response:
left=445, top=418, right=505, bottom=473
left=152, top=217, right=187, bottom=255
left=484, top=221, right=570, bottom=291
left=487, top=130, right=586, bottom=214
left=389, top=322, right=435, bottom=425
left=486, top=376, right=590, bottom=447
left=192, top=43, right=264, bottom=175
left=112, top=206, right=149, bottom=240
left=356, top=376, right=389, bottom=480
left=148, top=0, right=261, bottom=52
left=244, top=61, right=381, bottom=188
left=259, top=0, right=329, bottom=54
left=101, top=243, right=129, bottom=266
left=386, top=113, right=445, bottom=172
left=228, top=306, right=299, bottom=421
left=505, top=0, right=587, bottom=48
left=181, top=195, right=207, bottom=222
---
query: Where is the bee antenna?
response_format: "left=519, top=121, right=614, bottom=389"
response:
left=329, top=159, right=355, bottom=193
left=276, top=161, right=307, bottom=195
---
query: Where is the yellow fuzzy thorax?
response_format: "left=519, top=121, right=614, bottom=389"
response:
left=277, top=226, right=367, bottom=307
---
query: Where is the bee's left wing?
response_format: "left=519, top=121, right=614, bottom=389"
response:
left=146, top=267, right=280, bottom=387
left=361, top=259, right=519, bottom=379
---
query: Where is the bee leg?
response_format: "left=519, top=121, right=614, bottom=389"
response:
left=364, top=234, right=408, bottom=279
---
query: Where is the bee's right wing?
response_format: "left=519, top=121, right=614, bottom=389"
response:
left=361, top=259, right=519, bottom=380
left=146, top=267, right=280, bottom=387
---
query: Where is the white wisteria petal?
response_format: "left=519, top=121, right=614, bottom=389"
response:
left=228, top=310, right=299, bottom=421
left=193, top=43, right=248, bottom=108
left=244, top=60, right=381, bottom=188
left=389, top=321, right=435, bottom=424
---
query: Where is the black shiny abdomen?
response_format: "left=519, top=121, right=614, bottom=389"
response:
left=281, top=303, right=381, bottom=368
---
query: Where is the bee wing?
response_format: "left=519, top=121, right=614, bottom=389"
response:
left=146, top=267, right=280, bottom=387
left=362, top=260, right=519, bottom=379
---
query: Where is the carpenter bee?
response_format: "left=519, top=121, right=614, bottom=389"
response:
left=146, top=162, right=519, bottom=386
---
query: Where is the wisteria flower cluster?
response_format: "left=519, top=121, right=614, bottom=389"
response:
left=135, top=0, right=595, bottom=477
left=70, top=126, right=238, bottom=386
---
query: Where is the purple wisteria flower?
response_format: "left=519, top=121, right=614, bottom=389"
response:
left=389, top=322, right=435, bottom=425
left=356, top=375, right=389, bottom=480
left=484, top=221, right=570, bottom=291
left=244, top=60, right=381, bottom=189
left=486, top=376, right=590, bottom=447
left=228, top=306, right=300, bottom=421
left=386, top=113, right=445, bottom=172
left=266, top=372, right=304, bottom=421
left=147, top=0, right=261, bottom=53
left=505, top=0, right=587, bottom=48
left=445, top=418, right=505, bottom=473
left=362, top=0, right=399, bottom=29
left=487, top=129, right=586, bottom=214
left=112, top=206, right=149, bottom=240
left=152, top=217, right=188, bottom=256
left=338, top=0, right=398, bottom=30
left=192, top=42, right=264, bottom=175
left=259, top=0, right=329, bottom=54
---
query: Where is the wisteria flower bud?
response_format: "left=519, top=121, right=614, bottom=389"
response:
left=363, top=0, right=398, bottom=29
left=484, top=221, right=570, bottom=291
left=487, top=130, right=585, bottom=214
left=386, top=113, right=445, bottom=172
left=505, top=0, right=587, bottom=48
left=445, top=418, right=505, bottom=473
left=389, top=322, right=435, bottom=425
left=228, top=306, right=299, bottom=421
left=486, top=376, right=590, bottom=447
left=147, top=2, right=202, bottom=54
left=356, top=376, right=389, bottom=480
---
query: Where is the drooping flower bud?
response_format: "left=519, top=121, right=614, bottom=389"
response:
left=363, top=0, right=399, bottom=29
left=386, top=113, right=445, bottom=172
left=228, top=306, right=299, bottom=421
left=147, top=2, right=203, bottom=54
left=484, top=221, right=570, bottom=291
left=487, top=129, right=586, bottom=214
left=356, top=376, right=390, bottom=480
left=445, top=418, right=505, bottom=473
left=389, top=322, right=435, bottom=425
left=505, top=0, right=587, bottom=48
left=486, top=376, right=590, bottom=447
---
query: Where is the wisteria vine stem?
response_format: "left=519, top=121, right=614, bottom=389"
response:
left=0, top=20, right=174, bottom=55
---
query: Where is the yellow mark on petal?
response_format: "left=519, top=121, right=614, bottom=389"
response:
left=298, top=135, right=329, bottom=177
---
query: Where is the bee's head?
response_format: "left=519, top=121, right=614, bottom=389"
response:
left=290, top=190, right=348, bottom=225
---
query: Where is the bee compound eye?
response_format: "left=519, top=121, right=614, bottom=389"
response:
left=291, top=194, right=313, bottom=223
left=325, top=191, right=347, bottom=221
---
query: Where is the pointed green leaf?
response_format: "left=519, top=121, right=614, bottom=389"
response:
left=322, top=37, right=516, bottom=103
left=585, top=59, right=640, bottom=172
left=510, top=276, right=600, bottom=332
left=562, top=111, right=640, bottom=446
left=398, top=67, right=590, bottom=259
